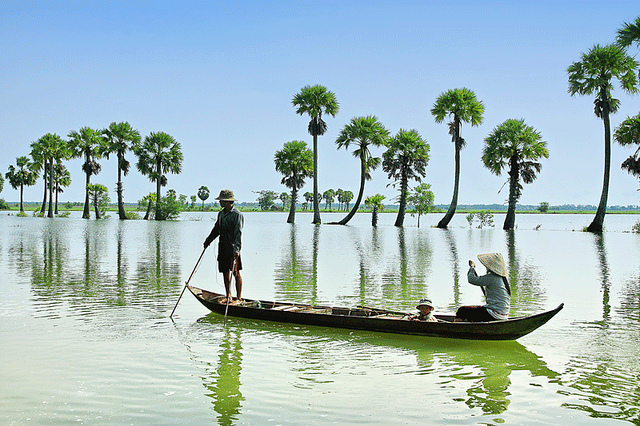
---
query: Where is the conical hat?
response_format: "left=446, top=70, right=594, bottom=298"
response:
left=477, top=253, right=507, bottom=277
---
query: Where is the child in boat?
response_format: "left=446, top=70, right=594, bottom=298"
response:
left=409, top=298, right=438, bottom=322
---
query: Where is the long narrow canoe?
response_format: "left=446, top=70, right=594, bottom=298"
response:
left=187, top=285, right=563, bottom=341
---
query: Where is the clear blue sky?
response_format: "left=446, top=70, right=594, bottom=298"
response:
left=2, top=0, right=640, bottom=207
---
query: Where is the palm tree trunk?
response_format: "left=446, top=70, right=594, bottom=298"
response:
left=155, top=160, right=162, bottom=220
left=587, top=109, right=611, bottom=233
left=40, top=161, right=47, bottom=214
left=143, top=200, right=152, bottom=220
left=117, top=154, right=126, bottom=220
left=338, top=159, right=366, bottom=225
left=20, top=184, right=25, bottom=213
left=438, top=125, right=461, bottom=229
left=394, top=172, right=408, bottom=227
left=83, top=167, right=91, bottom=219
left=504, top=156, right=518, bottom=230
left=372, top=206, right=378, bottom=226
left=287, top=188, right=297, bottom=224
left=47, top=159, right=54, bottom=218
left=312, top=133, right=321, bottom=224
left=94, top=195, right=102, bottom=219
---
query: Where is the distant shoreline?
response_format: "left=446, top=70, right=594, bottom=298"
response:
left=2, top=203, right=640, bottom=215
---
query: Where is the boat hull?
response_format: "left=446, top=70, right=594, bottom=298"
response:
left=187, top=285, right=563, bottom=341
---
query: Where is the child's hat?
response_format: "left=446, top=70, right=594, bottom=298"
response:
left=417, top=298, right=433, bottom=309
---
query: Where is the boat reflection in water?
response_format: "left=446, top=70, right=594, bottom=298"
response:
left=188, top=314, right=558, bottom=421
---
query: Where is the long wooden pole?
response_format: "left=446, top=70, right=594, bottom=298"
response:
left=170, top=247, right=207, bottom=318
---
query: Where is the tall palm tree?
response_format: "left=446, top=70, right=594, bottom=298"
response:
left=5, top=156, right=38, bottom=213
left=334, top=116, right=389, bottom=225
left=615, top=113, right=640, bottom=182
left=568, top=44, right=638, bottom=232
left=68, top=127, right=105, bottom=219
left=382, top=129, right=430, bottom=227
left=431, top=88, right=484, bottom=229
left=29, top=139, right=48, bottom=214
left=292, top=84, right=339, bottom=224
left=102, top=122, right=141, bottom=220
left=482, top=118, right=549, bottom=230
left=134, top=131, right=183, bottom=220
left=274, top=140, right=314, bottom=223
left=35, top=133, right=67, bottom=218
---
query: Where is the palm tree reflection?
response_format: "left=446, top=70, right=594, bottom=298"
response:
left=505, top=230, right=546, bottom=315
left=202, top=326, right=244, bottom=426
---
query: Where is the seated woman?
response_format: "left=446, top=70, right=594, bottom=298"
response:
left=455, top=253, right=511, bottom=322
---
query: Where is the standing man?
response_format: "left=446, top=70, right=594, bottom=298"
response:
left=204, top=189, right=244, bottom=304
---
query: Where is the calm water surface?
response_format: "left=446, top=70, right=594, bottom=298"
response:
left=1, top=211, right=640, bottom=424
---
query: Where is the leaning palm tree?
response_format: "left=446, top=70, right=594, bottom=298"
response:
left=274, top=140, right=314, bottom=223
left=334, top=116, right=389, bottom=225
left=5, top=156, right=38, bottom=213
left=102, top=122, right=141, bottom=220
left=482, top=118, right=549, bottom=230
left=68, top=127, right=105, bottom=219
left=615, top=113, right=640, bottom=183
left=431, top=88, right=484, bottom=228
left=567, top=44, right=638, bottom=232
left=382, top=129, right=430, bottom=227
left=292, top=85, right=339, bottom=224
left=134, top=132, right=183, bottom=220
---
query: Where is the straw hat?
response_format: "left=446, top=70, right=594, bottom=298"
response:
left=416, top=298, right=434, bottom=309
left=215, top=189, right=237, bottom=202
left=477, top=253, right=507, bottom=277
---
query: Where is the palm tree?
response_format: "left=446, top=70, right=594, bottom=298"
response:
left=34, top=133, right=67, bottom=218
left=68, top=127, right=105, bottom=219
left=342, top=190, right=353, bottom=211
left=382, top=129, right=430, bottom=227
left=568, top=44, right=638, bottom=232
left=334, top=116, right=389, bottom=225
left=134, top=131, right=183, bottom=220
left=365, top=194, right=385, bottom=227
left=615, top=113, right=640, bottom=182
left=431, top=88, right=484, bottom=228
left=87, top=184, right=109, bottom=219
left=29, top=139, right=48, bottom=214
left=322, top=189, right=335, bottom=210
left=5, top=156, right=38, bottom=213
left=303, top=192, right=313, bottom=210
left=52, top=162, right=71, bottom=214
left=617, top=17, right=640, bottom=50
left=292, top=84, right=339, bottom=224
left=197, top=185, right=210, bottom=211
left=482, top=118, right=549, bottom=230
left=102, top=122, right=141, bottom=220
left=274, top=140, right=314, bottom=223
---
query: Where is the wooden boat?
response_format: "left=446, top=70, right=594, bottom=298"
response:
left=187, top=285, right=563, bottom=341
